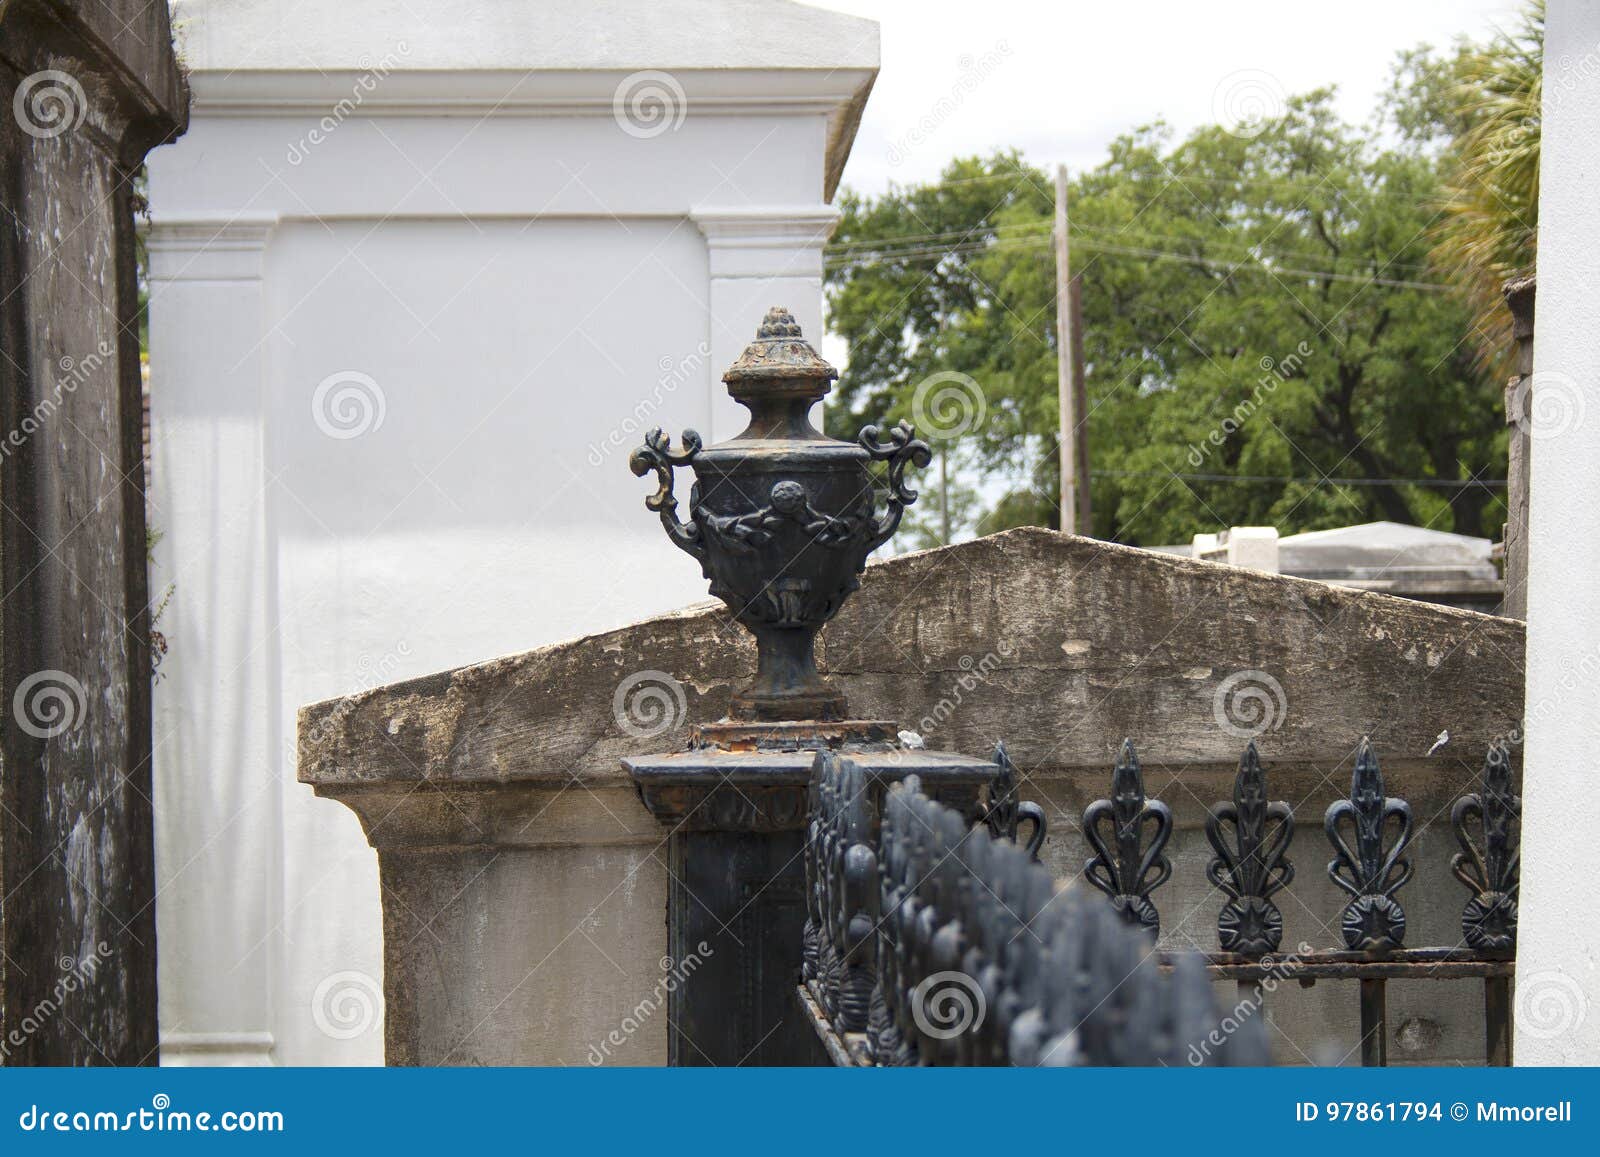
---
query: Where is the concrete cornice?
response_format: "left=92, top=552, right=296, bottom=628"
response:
left=691, top=204, right=840, bottom=278
left=172, top=0, right=880, bottom=73
left=186, top=68, right=877, bottom=200
left=143, top=211, right=279, bottom=280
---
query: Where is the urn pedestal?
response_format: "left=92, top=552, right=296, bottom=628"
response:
left=625, top=308, right=999, bottom=1064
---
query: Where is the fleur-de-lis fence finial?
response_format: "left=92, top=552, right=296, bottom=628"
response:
left=1450, top=743, right=1520, bottom=951
left=984, top=741, right=1047, bottom=859
left=1082, top=739, right=1172, bottom=937
left=1205, top=741, right=1295, bottom=955
left=1325, top=737, right=1413, bottom=951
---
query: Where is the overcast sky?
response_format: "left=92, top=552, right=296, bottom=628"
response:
left=824, top=0, right=1526, bottom=197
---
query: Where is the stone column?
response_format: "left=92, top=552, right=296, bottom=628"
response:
left=1500, top=276, right=1535, bottom=620
left=0, top=0, right=186, bottom=1065
left=1517, top=0, right=1600, bottom=1066
left=312, top=781, right=669, bottom=1066
left=144, top=213, right=281, bottom=1066
left=691, top=206, right=839, bottom=442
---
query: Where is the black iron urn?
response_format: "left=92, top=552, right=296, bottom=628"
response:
left=630, top=307, right=929, bottom=721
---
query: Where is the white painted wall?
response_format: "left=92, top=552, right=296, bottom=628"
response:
left=1517, top=0, right=1600, bottom=1065
left=145, top=0, right=876, bottom=1065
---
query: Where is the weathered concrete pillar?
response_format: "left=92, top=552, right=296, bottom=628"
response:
left=0, top=0, right=186, bottom=1064
left=1517, top=0, right=1600, bottom=1066
left=144, top=212, right=280, bottom=1065
left=1500, top=276, right=1535, bottom=620
left=312, top=781, right=669, bottom=1065
left=690, top=207, right=840, bottom=442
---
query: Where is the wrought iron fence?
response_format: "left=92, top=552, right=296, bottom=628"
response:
left=801, top=737, right=1519, bottom=1067
left=801, top=750, right=1267, bottom=1066
left=1078, top=736, right=1517, bottom=1066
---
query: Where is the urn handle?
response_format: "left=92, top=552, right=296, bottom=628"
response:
left=858, top=419, right=932, bottom=550
left=630, top=427, right=706, bottom=561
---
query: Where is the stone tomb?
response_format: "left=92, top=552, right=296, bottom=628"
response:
left=299, top=527, right=1524, bottom=1065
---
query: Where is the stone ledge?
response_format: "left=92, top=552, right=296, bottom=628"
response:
left=298, top=527, right=1524, bottom=791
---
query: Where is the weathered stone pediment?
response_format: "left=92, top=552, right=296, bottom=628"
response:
left=299, top=526, right=1523, bottom=791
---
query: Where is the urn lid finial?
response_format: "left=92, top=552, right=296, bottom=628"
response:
left=722, top=306, right=837, bottom=393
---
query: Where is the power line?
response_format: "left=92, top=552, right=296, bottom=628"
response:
left=1092, top=469, right=1506, bottom=489
left=825, top=233, right=1457, bottom=291
left=827, top=219, right=1050, bottom=253
left=881, top=166, right=1368, bottom=197
left=827, top=226, right=1423, bottom=276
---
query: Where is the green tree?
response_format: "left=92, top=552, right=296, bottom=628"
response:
left=1427, top=1, right=1543, bottom=368
left=826, top=88, right=1505, bottom=546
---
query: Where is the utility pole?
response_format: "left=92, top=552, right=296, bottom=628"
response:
left=939, top=450, right=951, bottom=545
left=937, top=308, right=952, bottom=545
left=1069, top=269, right=1090, bottom=533
left=1054, top=164, right=1087, bottom=534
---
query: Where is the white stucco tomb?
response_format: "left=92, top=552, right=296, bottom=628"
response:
left=145, top=0, right=877, bottom=1065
